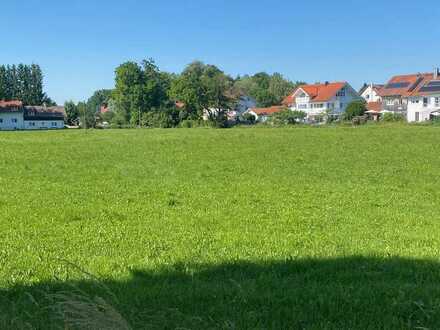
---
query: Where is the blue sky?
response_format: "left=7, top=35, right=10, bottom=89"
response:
left=1, top=0, right=439, bottom=104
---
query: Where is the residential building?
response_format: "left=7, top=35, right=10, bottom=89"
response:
left=379, top=69, right=440, bottom=122
left=0, top=101, right=65, bottom=130
left=378, top=73, right=429, bottom=116
left=0, top=101, right=24, bottom=130
left=246, top=106, right=285, bottom=122
left=406, top=69, right=440, bottom=122
left=359, top=83, right=383, bottom=102
left=284, top=82, right=360, bottom=121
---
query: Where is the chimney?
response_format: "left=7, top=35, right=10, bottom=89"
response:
left=325, top=81, right=329, bottom=86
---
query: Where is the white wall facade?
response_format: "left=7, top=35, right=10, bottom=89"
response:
left=24, top=120, right=65, bottom=130
left=0, top=112, right=25, bottom=130
left=291, top=85, right=360, bottom=119
left=407, top=95, right=440, bottom=122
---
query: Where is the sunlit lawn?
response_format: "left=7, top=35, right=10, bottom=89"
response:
left=1, top=126, right=440, bottom=329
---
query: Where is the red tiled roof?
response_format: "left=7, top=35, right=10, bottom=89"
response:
left=366, top=101, right=382, bottom=112
left=282, top=94, right=295, bottom=107
left=0, top=100, right=23, bottom=108
left=250, top=106, right=285, bottom=116
left=296, top=82, right=347, bottom=102
left=378, top=73, right=431, bottom=97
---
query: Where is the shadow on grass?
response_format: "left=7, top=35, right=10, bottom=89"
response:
left=2, top=256, right=440, bottom=329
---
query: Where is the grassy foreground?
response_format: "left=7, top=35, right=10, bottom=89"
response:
left=1, top=126, right=440, bottom=329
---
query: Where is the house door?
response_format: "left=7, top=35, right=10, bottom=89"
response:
left=415, top=112, right=420, bottom=122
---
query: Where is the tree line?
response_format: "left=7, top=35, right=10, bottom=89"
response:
left=65, top=59, right=304, bottom=128
left=0, top=64, right=55, bottom=106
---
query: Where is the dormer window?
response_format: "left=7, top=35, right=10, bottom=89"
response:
left=336, top=89, right=346, bottom=97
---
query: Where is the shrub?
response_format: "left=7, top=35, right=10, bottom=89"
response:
left=271, top=109, right=306, bottom=126
left=344, top=100, right=367, bottom=121
left=382, top=112, right=405, bottom=122
left=242, top=113, right=256, bottom=124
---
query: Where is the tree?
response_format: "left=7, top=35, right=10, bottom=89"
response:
left=64, top=101, right=80, bottom=126
left=0, top=63, right=53, bottom=105
left=112, top=59, right=171, bottom=126
left=170, top=61, right=234, bottom=126
left=234, top=73, right=303, bottom=107
left=77, top=101, right=94, bottom=128
left=87, top=89, right=112, bottom=114
left=344, top=100, right=367, bottom=120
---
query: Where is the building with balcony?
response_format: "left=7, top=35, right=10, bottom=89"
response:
left=283, top=82, right=360, bottom=121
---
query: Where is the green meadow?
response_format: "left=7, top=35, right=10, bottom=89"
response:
left=1, top=126, right=440, bottom=329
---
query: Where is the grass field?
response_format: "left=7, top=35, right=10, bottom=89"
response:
left=1, top=126, right=440, bottom=329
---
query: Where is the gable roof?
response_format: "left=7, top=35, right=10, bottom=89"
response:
left=250, top=106, right=285, bottom=116
left=295, top=82, right=347, bottom=102
left=409, top=73, right=440, bottom=96
left=359, top=84, right=384, bottom=95
left=378, top=73, right=430, bottom=97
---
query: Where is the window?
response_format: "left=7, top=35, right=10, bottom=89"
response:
left=52, top=122, right=58, bottom=127
left=0, top=119, right=3, bottom=123
left=423, top=97, right=429, bottom=107
left=340, top=103, right=344, bottom=109
left=11, top=118, right=17, bottom=123
left=415, top=112, right=420, bottom=122
left=29, top=122, right=35, bottom=127
left=435, top=97, right=440, bottom=106
left=366, top=94, right=370, bottom=100
left=298, top=104, right=308, bottom=109
left=336, top=89, right=346, bottom=97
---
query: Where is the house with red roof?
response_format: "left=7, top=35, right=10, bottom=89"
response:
left=283, top=82, right=360, bottom=121
left=378, top=69, right=440, bottom=122
left=405, top=69, right=440, bottom=122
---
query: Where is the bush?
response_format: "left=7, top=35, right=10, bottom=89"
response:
left=431, top=116, right=440, bottom=125
left=344, top=100, right=367, bottom=121
left=271, top=109, right=306, bottom=126
left=382, top=112, right=405, bottom=122
left=242, top=113, right=256, bottom=124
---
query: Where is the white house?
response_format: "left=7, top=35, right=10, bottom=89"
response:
left=0, top=101, right=65, bottom=130
left=359, top=83, right=383, bottom=103
left=379, top=69, right=440, bottom=122
left=284, top=82, right=360, bottom=121
left=406, top=69, right=440, bottom=122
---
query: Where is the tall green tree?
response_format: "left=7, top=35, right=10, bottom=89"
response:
left=234, top=73, right=304, bottom=107
left=170, top=61, right=234, bottom=123
left=0, top=63, right=53, bottom=105
left=64, top=101, right=80, bottom=126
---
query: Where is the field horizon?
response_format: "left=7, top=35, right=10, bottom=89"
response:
left=1, top=126, right=440, bottom=329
